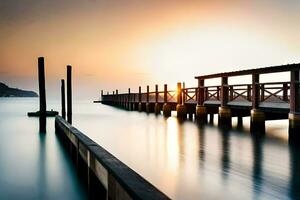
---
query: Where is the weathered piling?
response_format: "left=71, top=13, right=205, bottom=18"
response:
left=38, top=57, right=47, bottom=115
left=154, top=84, right=161, bottom=114
left=162, top=84, right=171, bottom=117
left=146, top=85, right=154, bottom=113
left=196, top=79, right=207, bottom=122
left=218, top=76, right=232, bottom=127
left=67, top=65, right=72, bottom=124
left=138, top=86, right=143, bottom=112
left=250, top=74, right=265, bottom=133
left=127, top=88, right=131, bottom=110
left=289, top=70, right=300, bottom=143
left=176, top=82, right=187, bottom=119
left=61, top=79, right=66, bottom=119
left=28, top=57, right=58, bottom=117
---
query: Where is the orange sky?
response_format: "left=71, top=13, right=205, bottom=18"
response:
left=0, top=0, right=299, bottom=99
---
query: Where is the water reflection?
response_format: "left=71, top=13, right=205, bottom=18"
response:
left=71, top=104, right=300, bottom=200
left=251, top=134, right=264, bottom=197
left=289, top=145, right=300, bottom=199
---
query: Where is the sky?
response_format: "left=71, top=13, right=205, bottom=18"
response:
left=0, top=0, right=299, bottom=100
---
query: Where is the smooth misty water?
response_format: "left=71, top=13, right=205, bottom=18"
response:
left=1, top=98, right=300, bottom=200
left=0, top=98, right=87, bottom=199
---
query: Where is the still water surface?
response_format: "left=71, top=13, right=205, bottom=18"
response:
left=1, top=98, right=300, bottom=199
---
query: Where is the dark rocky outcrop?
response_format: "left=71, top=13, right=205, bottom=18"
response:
left=0, top=82, right=38, bottom=97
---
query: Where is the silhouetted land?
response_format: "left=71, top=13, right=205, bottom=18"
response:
left=0, top=82, right=38, bottom=97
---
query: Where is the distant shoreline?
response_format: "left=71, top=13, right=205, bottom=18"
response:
left=0, top=82, right=38, bottom=97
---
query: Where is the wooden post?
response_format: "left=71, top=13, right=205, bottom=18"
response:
left=61, top=79, right=66, bottom=119
left=283, top=83, right=288, bottom=102
left=252, top=74, right=260, bottom=109
left=139, top=86, right=141, bottom=103
left=196, top=79, right=207, bottom=121
left=182, top=82, right=186, bottom=103
left=218, top=76, right=231, bottom=127
left=155, top=84, right=158, bottom=103
left=220, top=77, right=229, bottom=106
left=162, top=84, right=171, bottom=117
left=289, top=70, right=300, bottom=143
left=138, top=86, right=142, bottom=111
left=251, top=73, right=265, bottom=133
left=128, top=88, right=131, bottom=109
left=146, top=85, right=149, bottom=103
left=101, top=90, right=103, bottom=100
left=164, top=84, right=168, bottom=103
left=290, top=71, right=300, bottom=113
left=260, top=84, right=265, bottom=102
left=38, top=57, right=46, bottom=115
left=247, top=85, right=251, bottom=101
left=217, top=86, right=220, bottom=100
left=177, top=82, right=182, bottom=104
left=67, top=65, right=72, bottom=124
left=229, top=86, right=234, bottom=101
left=176, top=82, right=186, bottom=118
left=205, top=87, right=208, bottom=101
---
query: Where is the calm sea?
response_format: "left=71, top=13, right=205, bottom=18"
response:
left=0, top=98, right=299, bottom=200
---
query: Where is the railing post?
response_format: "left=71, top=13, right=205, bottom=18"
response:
left=251, top=73, right=265, bottom=133
left=146, top=85, right=153, bottom=113
left=61, top=79, right=66, bottom=119
left=164, top=84, right=167, bottom=104
left=138, top=86, right=142, bottom=111
left=163, top=84, right=171, bottom=117
left=176, top=82, right=186, bottom=119
left=229, top=85, right=234, bottom=101
left=196, top=79, right=207, bottom=121
left=247, top=85, right=251, bottom=101
left=217, top=86, right=220, bottom=100
left=283, top=83, right=288, bottom=102
left=67, top=65, right=72, bottom=124
left=182, top=82, right=186, bottom=103
left=146, top=85, right=149, bottom=103
left=177, top=82, right=182, bottom=105
left=116, top=90, right=118, bottom=106
left=128, top=88, right=131, bottom=110
left=260, top=84, right=265, bottom=102
left=289, top=70, right=300, bottom=143
left=154, top=84, right=161, bottom=114
left=218, top=77, right=231, bottom=127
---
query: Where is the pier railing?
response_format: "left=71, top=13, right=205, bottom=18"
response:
left=99, top=63, right=300, bottom=140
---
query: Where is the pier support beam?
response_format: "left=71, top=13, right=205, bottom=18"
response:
left=218, top=77, right=231, bottom=127
left=176, top=82, right=187, bottom=119
left=146, top=85, right=153, bottom=113
left=162, top=84, right=171, bottom=117
left=61, top=79, right=66, bottom=119
left=38, top=57, right=46, bottom=116
left=67, top=65, right=72, bottom=124
left=127, top=88, right=131, bottom=110
left=138, top=86, right=143, bottom=112
left=289, top=70, right=300, bottom=143
left=196, top=79, right=207, bottom=122
left=250, top=74, right=265, bottom=133
left=154, top=85, right=161, bottom=114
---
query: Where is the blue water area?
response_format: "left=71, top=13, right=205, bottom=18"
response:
left=0, top=98, right=87, bottom=199
left=1, top=98, right=300, bottom=200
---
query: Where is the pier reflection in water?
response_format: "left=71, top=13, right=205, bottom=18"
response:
left=73, top=103, right=300, bottom=200
left=0, top=98, right=87, bottom=199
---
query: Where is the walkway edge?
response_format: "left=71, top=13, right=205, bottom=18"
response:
left=55, top=116, right=170, bottom=200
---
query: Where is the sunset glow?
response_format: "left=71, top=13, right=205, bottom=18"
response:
left=0, top=0, right=299, bottom=99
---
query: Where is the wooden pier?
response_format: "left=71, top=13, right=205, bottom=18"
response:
left=100, top=63, right=300, bottom=142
